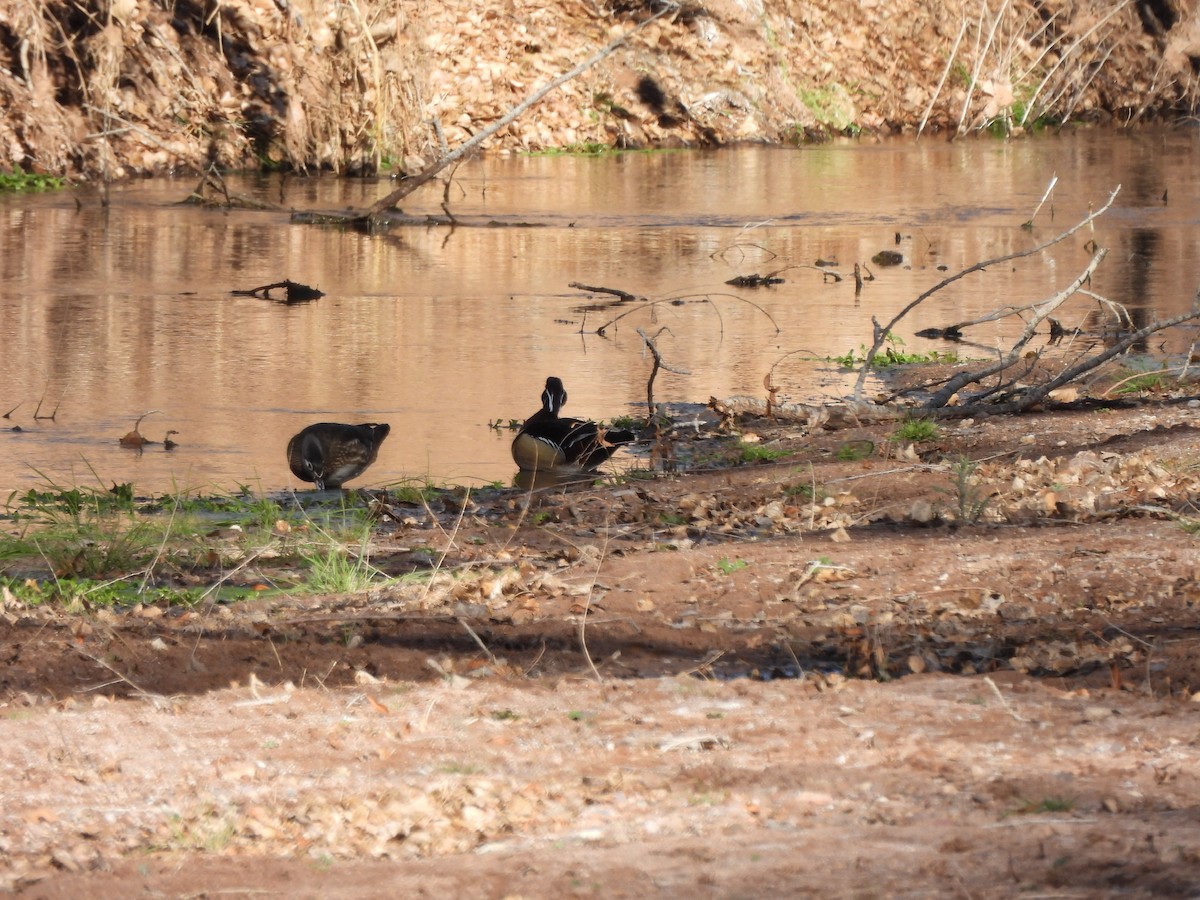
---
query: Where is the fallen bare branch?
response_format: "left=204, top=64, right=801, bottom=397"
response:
left=571, top=282, right=640, bottom=301
left=929, top=302, right=1200, bottom=416
left=340, top=9, right=672, bottom=227
left=853, top=185, right=1122, bottom=400
left=922, top=248, right=1107, bottom=409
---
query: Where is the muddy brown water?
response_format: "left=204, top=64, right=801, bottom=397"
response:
left=0, top=129, right=1197, bottom=497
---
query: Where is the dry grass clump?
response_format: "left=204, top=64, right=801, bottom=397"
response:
left=2, top=0, right=427, bottom=177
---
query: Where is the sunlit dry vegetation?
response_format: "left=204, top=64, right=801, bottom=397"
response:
left=0, top=0, right=1195, bottom=179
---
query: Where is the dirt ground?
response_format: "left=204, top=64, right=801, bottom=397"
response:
left=5, top=1, right=1200, bottom=896
left=4, top=387, right=1200, bottom=897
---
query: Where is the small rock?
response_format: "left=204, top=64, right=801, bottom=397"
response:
left=909, top=499, right=935, bottom=523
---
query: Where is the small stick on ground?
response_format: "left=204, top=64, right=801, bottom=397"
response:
left=983, top=675, right=1028, bottom=723
left=74, top=647, right=164, bottom=703
left=458, top=617, right=498, bottom=665
left=763, top=371, right=780, bottom=418
left=523, top=640, right=547, bottom=677
left=577, top=526, right=615, bottom=684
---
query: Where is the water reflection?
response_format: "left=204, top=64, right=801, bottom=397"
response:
left=512, top=468, right=601, bottom=492
left=0, top=129, right=1198, bottom=496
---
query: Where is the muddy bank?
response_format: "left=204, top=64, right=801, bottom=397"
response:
left=1, top=0, right=1199, bottom=179
left=5, top=397, right=1200, bottom=895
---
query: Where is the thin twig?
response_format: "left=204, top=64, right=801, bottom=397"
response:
left=457, top=617, right=498, bottom=664
left=419, top=487, right=471, bottom=608
left=74, top=648, right=163, bottom=701
left=1100, top=364, right=1195, bottom=399
left=1022, top=174, right=1058, bottom=228
left=954, top=0, right=1009, bottom=137
left=983, top=675, right=1028, bottom=723
left=593, top=292, right=780, bottom=336
left=577, top=525, right=613, bottom=684
left=637, top=326, right=689, bottom=418
left=917, top=16, right=968, bottom=140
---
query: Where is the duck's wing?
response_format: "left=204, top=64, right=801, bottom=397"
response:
left=513, top=418, right=633, bottom=471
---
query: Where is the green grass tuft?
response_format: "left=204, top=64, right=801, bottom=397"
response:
left=740, top=443, right=790, bottom=463
left=891, top=417, right=940, bottom=443
left=0, top=169, right=66, bottom=192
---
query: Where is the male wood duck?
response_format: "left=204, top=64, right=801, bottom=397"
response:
left=287, top=422, right=390, bottom=489
left=511, top=377, right=635, bottom=472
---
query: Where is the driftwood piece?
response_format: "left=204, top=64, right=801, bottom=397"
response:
left=725, top=272, right=785, bottom=287
left=231, top=281, right=324, bottom=303
left=570, top=282, right=640, bottom=302
left=713, top=396, right=896, bottom=429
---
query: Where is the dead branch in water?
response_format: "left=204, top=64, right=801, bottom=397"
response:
left=322, top=9, right=673, bottom=229
left=843, top=182, right=1200, bottom=418
left=571, top=282, right=641, bottom=302
left=590, top=291, right=780, bottom=337
left=894, top=265, right=1200, bottom=417
left=965, top=304, right=1200, bottom=414
left=852, top=185, right=1122, bottom=400
left=1022, top=174, right=1059, bottom=229
left=637, top=327, right=689, bottom=419
left=184, top=166, right=280, bottom=210
left=231, top=280, right=324, bottom=304
left=920, top=248, right=1108, bottom=409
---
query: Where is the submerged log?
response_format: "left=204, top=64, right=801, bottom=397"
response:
left=232, top=281, right=324, bottom=303
left=725, top=273, right=785, bottom=288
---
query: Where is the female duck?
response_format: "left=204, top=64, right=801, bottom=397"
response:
left=512, top=377, right=634, bottom=472
left=287, top=422, right=390, bottom=489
